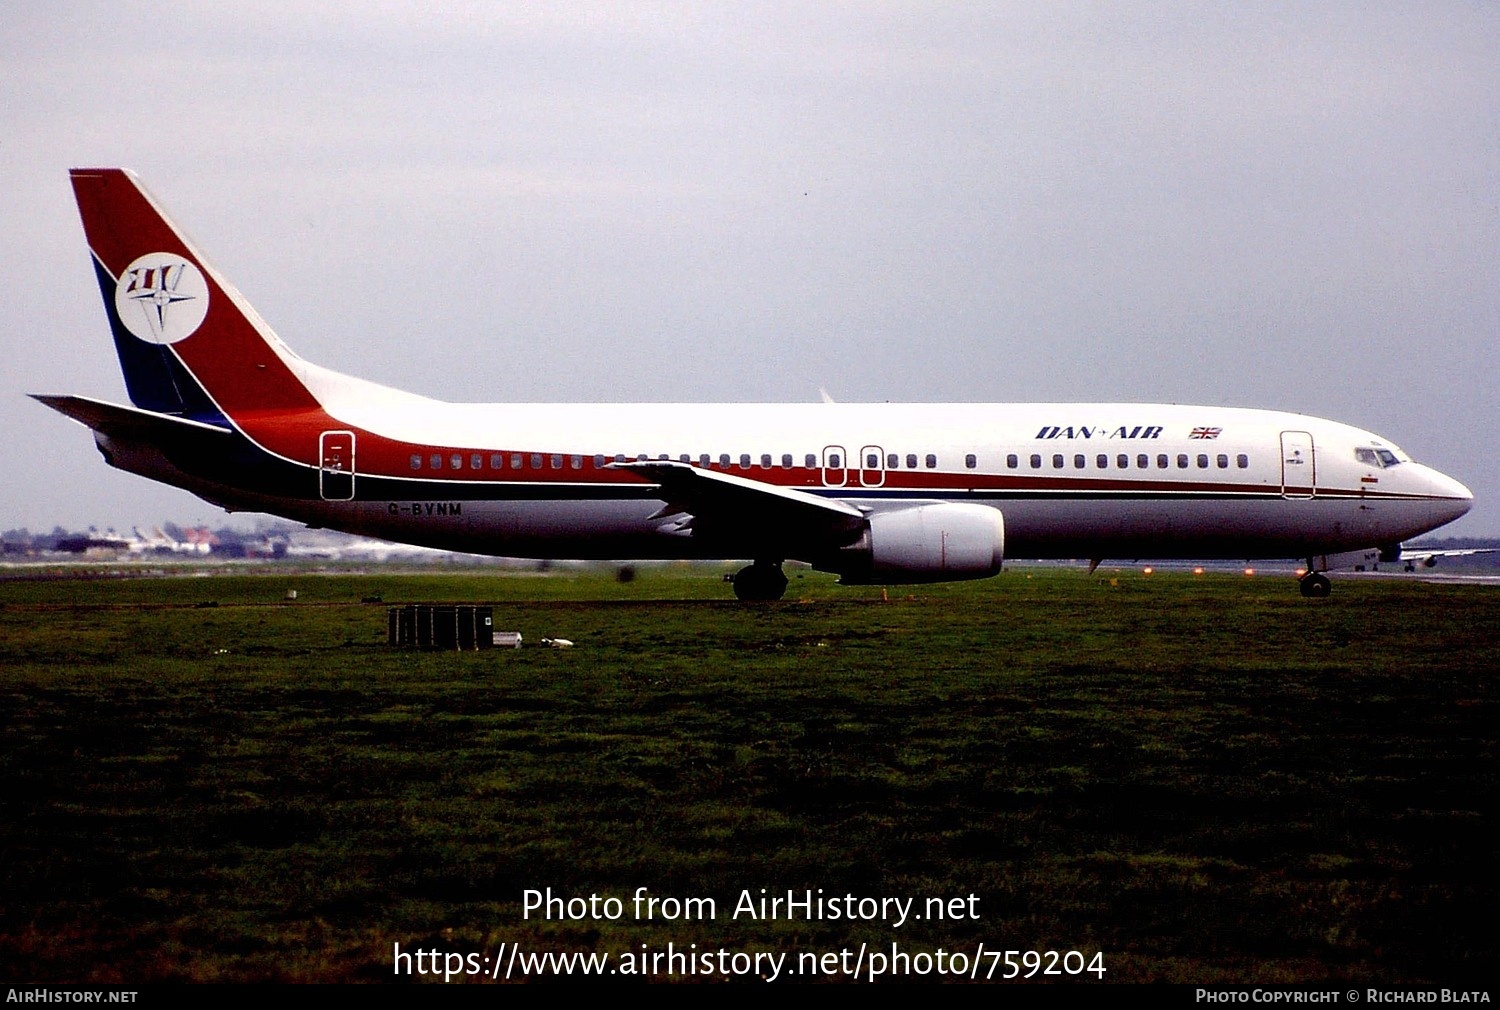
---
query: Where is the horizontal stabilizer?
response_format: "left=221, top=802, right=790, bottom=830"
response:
left=31, top=394, right=234, bottom=440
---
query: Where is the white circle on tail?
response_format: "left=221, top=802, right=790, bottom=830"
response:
left=114, top=253, right=210, bottom=344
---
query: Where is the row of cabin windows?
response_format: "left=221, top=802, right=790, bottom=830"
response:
left=1004, top=452, right=1250, bottom=471
left=410, top=453, right=588, bottom=472
left=408, top=451, right=974, bottom=471
left=406, top=450, right=1251, bottom=473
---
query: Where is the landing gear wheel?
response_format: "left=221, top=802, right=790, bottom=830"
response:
left=1299, top=572, right=1332, bottom=598
left=732, top=562, right=788, bottom=602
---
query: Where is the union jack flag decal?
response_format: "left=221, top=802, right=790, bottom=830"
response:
left=1189, top=427, right=1222, bottom=439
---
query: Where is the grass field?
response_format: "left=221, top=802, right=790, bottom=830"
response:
left=0, top=565, right=1495, bottom=983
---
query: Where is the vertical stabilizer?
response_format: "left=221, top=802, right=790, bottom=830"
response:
left=70, top=169, right=319, bottom=426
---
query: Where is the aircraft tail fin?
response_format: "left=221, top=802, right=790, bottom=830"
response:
left=69, top=169, right=320, bottom=427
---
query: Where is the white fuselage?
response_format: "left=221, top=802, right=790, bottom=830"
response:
left=223, top=394, right=1470, bottom=563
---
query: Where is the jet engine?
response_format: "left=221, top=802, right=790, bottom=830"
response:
left=829, top=503, right=1005, bottom=584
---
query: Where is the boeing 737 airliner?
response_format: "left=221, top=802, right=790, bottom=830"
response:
left=35, top=169, right=1473, bottom=599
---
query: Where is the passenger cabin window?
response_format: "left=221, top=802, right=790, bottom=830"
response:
left=1217, top=454, right=1228, bottom=469
left=513, top=454, right=525, bottom=469
left=762, top=454, right=774, bottom=468
left=739, top=453, right=752, bottom=468
left=1031, top=454, right=1042, bottom=469
left=1156, top=454, right=1168, bottom=468
left=906, top=454, right=918, bottom=469
left=1237, top=454, right=1249, bottom=468
left=594, top=454, right=606, bottom=468
left=531, top=453, right=544, bottom=469
left=804, top=454, right=817, bottom=468
left=829, top=453, right=842, bottom=468
left=1097, top=454, right=1109, bottom=469
left=1007, top=454, right=1019, bottom=469
left=926, top=454, right=937, bottom=469
left=887, top=453, right=899, bottom=468
left=410, top=454, right=422, bottom=470
left=1117, top=454, right=1128, bottom=468
left=491, top=454, right=503, bottom=469
left=1196, top=454, right=1209, bottom=468
left=571, top=455, right=583, bottom=469
left=471, top=454, right=483, bottom=469
left=1052, top=454, right=1064, bottom=469
left=1073, top=454, right=1085, bottom=469
left=965, top=454, right=977, bottom=469
left=866, top=453, right=879, bottom=468
left=1137, top=454, right=1148, bottom=468
left=430, top=454, right=443, bottom=469
left=783, top=454, right=794, bottom=468
left=1176, top=454, right=1189, bottom=469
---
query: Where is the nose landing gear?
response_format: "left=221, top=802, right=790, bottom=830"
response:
left=1298, top=568, right=1332, bottom=598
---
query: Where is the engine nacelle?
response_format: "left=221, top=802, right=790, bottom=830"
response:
left=831, top=503, right=1005, bottom=584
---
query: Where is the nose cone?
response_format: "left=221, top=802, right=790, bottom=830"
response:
left=1414, top=462, right=1473, bottom=527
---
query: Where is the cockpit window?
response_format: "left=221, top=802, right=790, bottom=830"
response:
left=1356, top=447, right=1403, bottom=468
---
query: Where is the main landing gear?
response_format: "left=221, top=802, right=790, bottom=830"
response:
left=1298, top=566, right=1332, bottom=598
left=732, top=560, right=788, bottom=602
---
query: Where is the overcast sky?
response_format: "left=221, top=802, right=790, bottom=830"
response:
left=2, top=3, right=1496, bottom=538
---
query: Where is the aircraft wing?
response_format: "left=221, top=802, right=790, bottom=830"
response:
left=32, top=395, right=233, bottom=440
left=610, top=460, right=866, bottom=544
left=1401, top=547, right=1498, bottom=569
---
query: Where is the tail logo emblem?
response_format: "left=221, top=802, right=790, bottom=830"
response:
left=114, top=253, right=209, bottom=344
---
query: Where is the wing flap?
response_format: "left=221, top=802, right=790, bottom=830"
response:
left=611, top=460, right=865, bottom=546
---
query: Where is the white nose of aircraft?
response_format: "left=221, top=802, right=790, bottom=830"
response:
left=1413, top=462, right=1474, bottom=528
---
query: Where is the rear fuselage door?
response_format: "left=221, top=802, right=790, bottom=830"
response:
left=1280, top=430, right=1315, bottom=499
left=320, top=430, right=356, bottom=501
